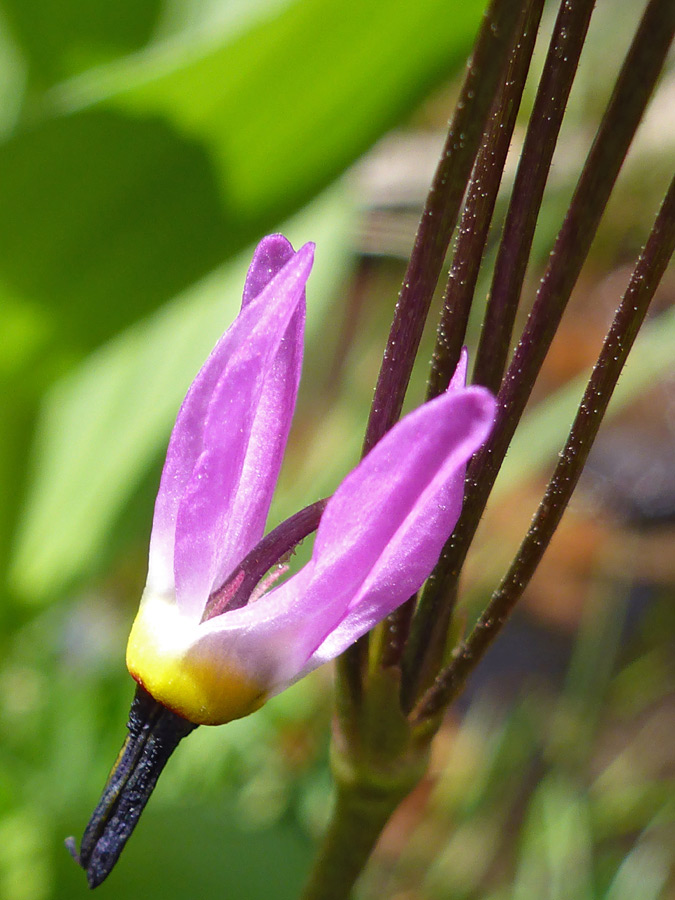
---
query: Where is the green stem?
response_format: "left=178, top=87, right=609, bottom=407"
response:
left=304, top=668, right=429, bottom=899
left=300, top=781, right=405, bottom=900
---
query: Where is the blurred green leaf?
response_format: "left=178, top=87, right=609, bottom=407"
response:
left=0, top=0, right=483, bottom=350
left=0, top=0, right=162, bottom=87
left=9, top=186, right=355, bottom=603
left=547, top=584, right=629, bottom=770
left=54, top=0, right=484, bottom=223
left=513, top=776, right=594, bottom=900
left=0, top=10, right=25, bottom=138
left=604, top=833, right=672, bottom=900
left=424, top=814, right=503, bottom=899
left=0, top=109, right=235, bottom=349
left=52, top=798, right=313, bottom=900
left=0, top=809, right=49, bottom=900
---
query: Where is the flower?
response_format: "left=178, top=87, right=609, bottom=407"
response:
left=73, top=234, right=496, bottom=886
left=125, top=234, right=496, bottom=726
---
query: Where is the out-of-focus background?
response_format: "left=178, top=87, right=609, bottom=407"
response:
left=0, top=1, right=673, bottom=898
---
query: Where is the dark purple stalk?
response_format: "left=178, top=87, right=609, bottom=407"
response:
left=339, top=0, right=527, bottom=702
left=413, top=172, right=675, bottom=722
left=402, top=0, right=675, bottom=712
left=202, top=498, right=327, bottom=621
left=427, top=0, right=546, bottom=401
left=401, top=0, right=594, bottom=701
left=472, top=0, right=596, bottom=394
left=380, top=0, right=544, bottom=673
left=362, top=0, right=527, bottom=457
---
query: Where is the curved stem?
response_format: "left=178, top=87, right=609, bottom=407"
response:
left=202, top=498, right=327, bottom=620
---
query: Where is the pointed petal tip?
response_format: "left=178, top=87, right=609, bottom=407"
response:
left=269, top=240, right=314, bottom=294
left=243, top=234, right=296, bottom=307
left=250, top=234, right=315, bottom=260
left=443, top=384, right=497, bottom=451
left=251, top=234, right=296, bottom=266
left=261, top=237, right=314, bottom=286
left=252, top=233, right=314, bottom=266
left=448, top=347, right=469, bottom=391
left=295, top=240, right=315, bottom=268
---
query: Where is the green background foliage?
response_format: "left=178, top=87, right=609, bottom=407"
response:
left=0, top=1, right=485, bottom=897
left=1, top=0, right=673, bottom=898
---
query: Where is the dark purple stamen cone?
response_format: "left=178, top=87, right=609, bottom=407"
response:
left=70, top=686, right=195, bottom=888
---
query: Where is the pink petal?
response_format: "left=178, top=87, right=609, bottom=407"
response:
left=146, top=236, right=292, bottom=595
left=305, top=352, right=476, bottom=669
left=241, top=234, right=295, bottom=308
left=449, top=346, right=468, bottom=391
left=147, top=240, right=313, bottom=617
left=186, top=384, right=496, bottom=691
left=216, top=235, right=305, bottom=592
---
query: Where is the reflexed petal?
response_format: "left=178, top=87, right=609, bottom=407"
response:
left=184, top=385, right=496, bottom=694
left=219, top=236, right=305, bottom=587
left=148, top=242, right=313, bottom=617
left=304, top=351, right=476, bottom=669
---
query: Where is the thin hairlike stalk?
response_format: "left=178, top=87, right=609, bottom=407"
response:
left=472, top=0, right=596, bottom=394
left=427, top=0, right=545, bottom=402
left=381, top=0, right=544, bottom=673
left=339, top=0, right=526, bottom=702
left=413, top=173, right=675, bottom=723
left=402, top=0, right=675, bottom=712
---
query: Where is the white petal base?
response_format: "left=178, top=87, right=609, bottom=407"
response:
left=126, top=592, right=267, bottom=725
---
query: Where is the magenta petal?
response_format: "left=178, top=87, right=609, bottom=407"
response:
left=147, top=236, right=304, bottom=597
left=241, top=234, right=295, bottom=308
left=214, top=303, right=305, bottom=593
left=216, top=235, right=305, bottom=591
left=188, top=385, right=496, bottom=690
left=449, top=346, right=468, bottom=391
left=299, top=385, right=495, bottom=672
left=147, top=241, right=313, bottom=617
